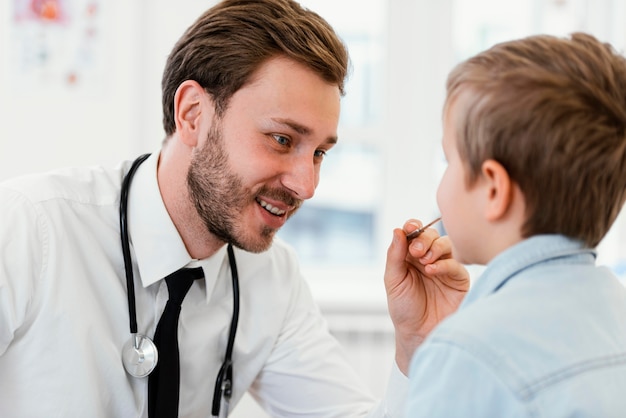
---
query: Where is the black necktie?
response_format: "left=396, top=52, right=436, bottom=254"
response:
left=148, top=267, right=204, bottom=418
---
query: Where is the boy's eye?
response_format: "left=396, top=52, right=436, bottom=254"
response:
left=314, top=149, right=327, bottom=158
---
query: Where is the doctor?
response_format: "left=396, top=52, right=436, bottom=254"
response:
left=0, top=0, right=469, bottom=417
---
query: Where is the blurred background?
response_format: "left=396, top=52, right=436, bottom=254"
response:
left=1, top=0, right=625, bottom=416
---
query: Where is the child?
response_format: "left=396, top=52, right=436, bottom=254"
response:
left=404, top=32, right=626, bottom=416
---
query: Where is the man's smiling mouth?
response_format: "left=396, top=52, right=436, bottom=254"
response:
left=257, top=198, right=287, bottom=216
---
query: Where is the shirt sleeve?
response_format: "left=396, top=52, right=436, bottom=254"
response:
left=406, top=340, right=528, bottom=418
left=246, top=265, right=407, bottom=418
left=366, top=361, right=408, bottom=418
left=0, top=186, right=44, bottom=356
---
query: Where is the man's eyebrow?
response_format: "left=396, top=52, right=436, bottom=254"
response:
left=272, top=118, right=338, bottom=144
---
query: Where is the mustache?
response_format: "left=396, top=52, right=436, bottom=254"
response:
left=257, top=186, right=304, bottom=210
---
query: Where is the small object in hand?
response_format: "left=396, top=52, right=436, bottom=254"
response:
left=405, top=217, right=442, bottom=242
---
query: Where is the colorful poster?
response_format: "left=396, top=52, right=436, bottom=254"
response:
left=10, top=0, right=106, bottom=92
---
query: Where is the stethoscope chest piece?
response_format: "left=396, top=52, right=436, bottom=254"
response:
left=122, top=333, right=159, bottom=378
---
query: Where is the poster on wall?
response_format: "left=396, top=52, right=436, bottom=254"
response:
left=10, top=0, right=106, bottom=93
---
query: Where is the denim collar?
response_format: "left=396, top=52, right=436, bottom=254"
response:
left=461, top=235, right=596, bottom=308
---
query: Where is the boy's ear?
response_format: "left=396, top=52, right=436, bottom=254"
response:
left=173, top=80, right=215, bottom=147
left=481, top=159, right=514, bottom=221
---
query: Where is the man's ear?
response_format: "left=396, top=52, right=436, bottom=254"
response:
left=481, top=159, right=514, bottom=222
left=173, top=80, right=215, bottom=147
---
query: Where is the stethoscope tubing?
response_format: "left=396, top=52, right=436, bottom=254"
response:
left=120, top=153, right=151, bottom=334
left=211, top=244, right=240, bottom=415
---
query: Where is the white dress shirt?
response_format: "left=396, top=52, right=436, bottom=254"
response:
left=0, top=152, right=406, bottom=417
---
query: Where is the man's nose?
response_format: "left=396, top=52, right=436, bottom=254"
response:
left=280, top=156, right=318, bottom=200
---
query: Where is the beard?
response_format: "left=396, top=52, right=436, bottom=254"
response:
left=186, top=122, right=302, bottom=253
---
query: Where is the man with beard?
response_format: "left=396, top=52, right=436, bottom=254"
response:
left=0, top=1, right=469, bottom=417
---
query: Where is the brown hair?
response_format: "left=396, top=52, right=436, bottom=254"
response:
left=161, top=0, right=349, bottom=136
left=446, top=32, right=626, bottom=247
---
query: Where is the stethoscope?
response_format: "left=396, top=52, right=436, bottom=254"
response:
left=119, top=153, right=240, bottom=417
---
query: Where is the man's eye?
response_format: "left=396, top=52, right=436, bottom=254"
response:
left=272, top=134, right=290, bottom=146
left=314, top=149, right=327, bottom=158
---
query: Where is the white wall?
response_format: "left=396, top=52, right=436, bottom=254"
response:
left=1, top=1, right=135, bottom=178
left=0, top=1, right=219, bottom=180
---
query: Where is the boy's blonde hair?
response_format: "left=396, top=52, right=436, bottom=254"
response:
left=446, top=33, right=626, bottom=247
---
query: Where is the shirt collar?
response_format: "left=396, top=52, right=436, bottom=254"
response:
left=461, top=234, right=596, bottom=308
left=126, top=151, right=228, bottom=294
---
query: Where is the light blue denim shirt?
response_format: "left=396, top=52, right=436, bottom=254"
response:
left=406, top=235, right=626, bottom=417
